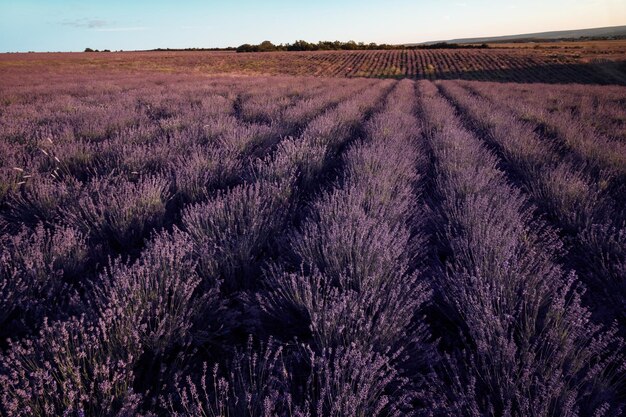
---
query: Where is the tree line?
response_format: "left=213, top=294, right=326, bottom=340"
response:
left=236, top=40, right=489, bottom=52
left=83, top=42, right=489, bottom=53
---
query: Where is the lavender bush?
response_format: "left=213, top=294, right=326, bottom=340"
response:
left=0, top=316, right=142, bottom=417
left=0, top=224, right=85, bottom=338
left=63, top=175, right=170, bottom=252
left=93, top=229, right=206, bottom=355
left=166, top=337, right=291, bottom=417
left=182, top=180, right=291, bottom=293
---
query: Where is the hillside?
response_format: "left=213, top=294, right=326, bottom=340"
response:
left=417, top=24, right=626, bottom=45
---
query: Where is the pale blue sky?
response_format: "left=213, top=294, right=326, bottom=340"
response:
left=0, top=0, right=625, bottom=52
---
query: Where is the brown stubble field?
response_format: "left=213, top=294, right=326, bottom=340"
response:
left=1, top=39, right=625, bottom=84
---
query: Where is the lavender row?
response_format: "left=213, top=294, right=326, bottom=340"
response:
left=0, top=79, right=394, bottom=416
left=180, top=79, right=393, bottom=295
left=0, top=76, right=362, bottom=216
left=417, top=80, right=624, bottom=417
left=462, top=81, right=626, bottom=198
left=437, top=80, right=626, bottom=326
left=486, top=82, right=626, bottom=144
left=0, top=77, right=372, bottom=341
left=252, top=80, right=432, bottom=416
left=168, top=76, right=397, bottom=417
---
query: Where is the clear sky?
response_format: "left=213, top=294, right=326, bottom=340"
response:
left=1, top=0, right=625, bottom=52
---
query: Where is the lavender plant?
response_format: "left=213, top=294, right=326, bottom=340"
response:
left=0, top=316, right=141, bottom=417
left=0, top=224, right=86, bottom=337
left=93, top=229, right=208, bottom=355
left=182, top=180, right=291, bottom=293
left=166, top=337, right=291, bottom=417
left=63, top=175, right=170, bottom=251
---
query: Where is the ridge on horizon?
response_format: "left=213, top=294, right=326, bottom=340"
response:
left=411, top=24, right=626, bottom=45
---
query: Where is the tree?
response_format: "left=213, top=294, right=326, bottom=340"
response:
left=258, top=40, right=277, bottom=52
left=236, top=43, right=257, bottom=53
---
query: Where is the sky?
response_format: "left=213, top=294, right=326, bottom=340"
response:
left=0, top=0, right=625, bottom=52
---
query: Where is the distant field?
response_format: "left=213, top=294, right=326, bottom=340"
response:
left=2, top=40, right=625, bottom=84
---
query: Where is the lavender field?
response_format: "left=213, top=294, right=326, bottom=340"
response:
left=0, top=71, right=625, bottom=416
